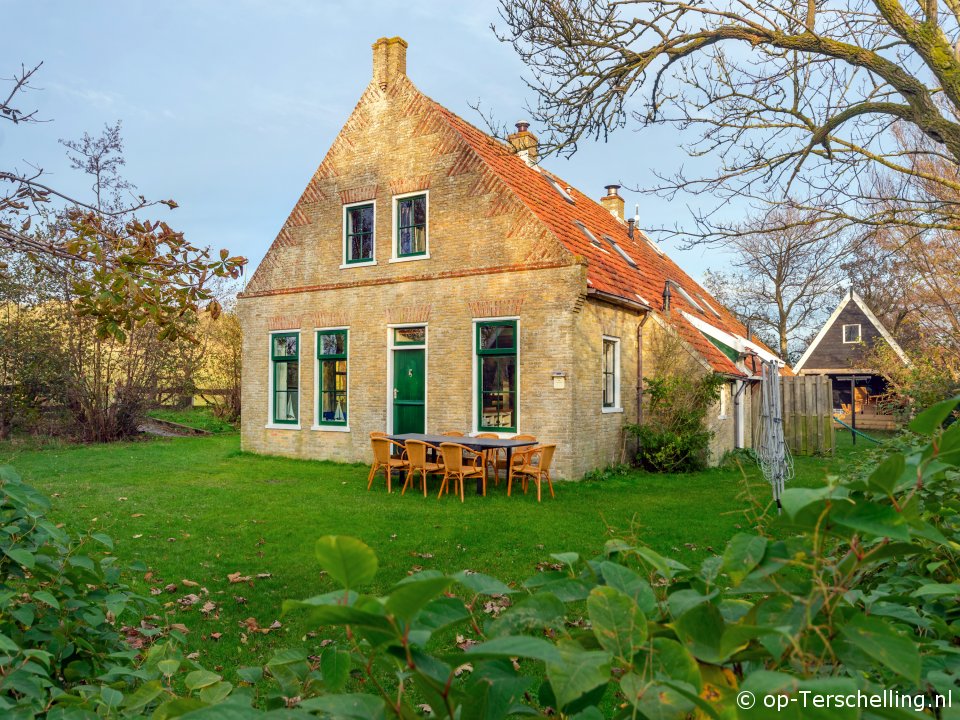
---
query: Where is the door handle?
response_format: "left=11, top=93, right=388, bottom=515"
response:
left=394, top=388, right=399, bottom=399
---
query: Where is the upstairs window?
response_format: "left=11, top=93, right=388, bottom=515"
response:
left=843, top=324, right=862, bottom=343
left=271, top=333, right=299, bottom=424
left=396, top=193, right=427, bottom=257
left=476, top=321, right=518, bottom=432
left=603, top=234, right=637, bottom=268
left=602, top=336, right=621, bottom=410
left=574, top=220, right=602, bottom=247
left=344, top=202, right=374, bottom=264
left=317, top=330, right=348, bottom=426
left=545, top=175, right=575, bottom=204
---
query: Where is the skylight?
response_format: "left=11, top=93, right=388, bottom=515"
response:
left=667, top=280, right=705, bottom=313
left=603, top=235, right=637, bottom=268
left=573, top=221, right=602, bottom=247
left=545, top=175, right=575, bottom=204
left=696, top=293, right=722, bottom=318
left=637, top=228, right=664, bottom=256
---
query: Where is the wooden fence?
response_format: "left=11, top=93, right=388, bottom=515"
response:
left=752, top=375, right=834, bottom=456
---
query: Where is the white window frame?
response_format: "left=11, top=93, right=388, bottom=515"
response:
left=842, top=324, right=862, bottom=343
left=312, top=326, right=350, bottom=432
left=718, top=383, right=728, bottom=419
left=386, top=323, right=429, bottom=434
left=471, top=316, right=521, bottom=437
left=266, top=329, right=302, bottom=430
left=390, top=190, right=430, bottom=263
left=340, top=200, right=377, bottom=269
left=601, top=335, right=622, bottom=413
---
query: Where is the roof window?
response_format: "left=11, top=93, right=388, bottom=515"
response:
left=666, top=280, right=705, bottom=313
left=696, top=293, right=722, bottom=318
left=573, top=221, right=602, bottom=247
left=603, top=235, right=637, bottom=268
left=545, top=175, right=575, bottom=204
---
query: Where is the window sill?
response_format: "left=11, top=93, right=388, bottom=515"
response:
left=473, top=430, right=519, bottom=438
left=310, top=425, right=350, bottom=433
left=718, top=415, right=728, bottom=421
left=265, top=423, right=301, bottom=430
left=339, top=261, right=376, bottom=269
left=389, top=254, right=430, bottom=264
left=601, top=407, right=624, bottom=414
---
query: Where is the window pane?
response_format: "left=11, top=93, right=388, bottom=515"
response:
left=480, top=392, right=515, bottom=429
left=274, top=360, right=299, bottom=421
left=482, top=356, right=516, bottom=393
left=348, top=205, right=374, bottom=235
left=399, top=227, right=412, bottom=255
left=409, top=226, right=425, bottom=254
left=412, top=196, right=426, bottom=224
left=480, top=324, right=515, bottom=351
left=394, top=327, right=425, bottom=344
left=320, top=359, right=347, bottom=423
left=273, top=335, right=297, bottom=357
left=399, top=199, right=413, bottom=228
left=318, top=332, right=345, bottom=356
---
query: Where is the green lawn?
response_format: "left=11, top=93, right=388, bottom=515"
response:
left=0, top=431, right=882, bottom=681
left=147, top=406, right=238, bottom=434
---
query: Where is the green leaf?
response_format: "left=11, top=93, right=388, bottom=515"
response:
left=839, top=614, right=920, bottom=684
left=586, top=586, right=647, bottom=661
left=599, top=561, right=657, bottom=615
left=543, top=640, right=612, bottom=711
left=314, top=536, right=378, bottom=590
left=909, top=395, right=959, bottom=434
left=157, top=658, right=181, bottom=677
left=832, top=501, right=909, bottom=541
left=235, top=666, right=263, bottom=684
left=32, top=590, right=59, bottom=610
left=198, top=681, right=232, bottom=704
left=384, top=575, right=453, bottom=622
left=722, top=534, right=767, bottom=586
left=4, top=548, right=35, bottom=569
left=297, top=693, right=386, bottom=719
left=620, top=674, right=697, bottom=719
left=122, top=679, right=164, bottom=714
left=467, top=635, right=563, bottom=664
left=321, top=648, right=351, bottom=692
left=868, top=453, right=906, bottom=494
left=489, top=593, right=566, bottom=637
left=912, top=583, right=960, bottom=598
left=185, top=669, right=221, bottom=690
left=91, top=532, right=114, bottom=550
left=99, top=686, right=123, bottom=708
left=452, top=570, right=517, bottom=595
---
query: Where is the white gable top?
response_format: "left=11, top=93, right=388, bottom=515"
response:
left=793, top=290, right=911, bottom=372
left=681, top=311, right=783, bottom=366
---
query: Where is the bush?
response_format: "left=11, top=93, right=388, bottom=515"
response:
left=626, top=373, right=723, bottom=472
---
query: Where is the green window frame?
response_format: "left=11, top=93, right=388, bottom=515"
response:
left=476, top=320, right=517, bottom=432
left=317, top=330, right=348, bottom=426
left=271, top=332, right=299, bottom=424
left=396, top=194, right=427, bottom=257
left=344, top=203, right=374, bottom=263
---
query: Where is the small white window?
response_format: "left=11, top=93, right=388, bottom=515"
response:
left=667, top=280, right=705, bottom=313
left=718, top=384, right=728, bottom=419
left=603, top=235, right=637, bottom=268
left=545, top=175, right=575, bottom=204
left=842, top=324, right=862, bottom=343
left=574, top=221, right=602, bottom=247
left=602, top=336, right=621, bottom=412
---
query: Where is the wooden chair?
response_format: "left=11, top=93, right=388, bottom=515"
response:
left=438, top=442, right=486, bottom=502
left=370, top=431, right=403, bottom=459
left=508, top=444, right=556, bottom=502
left=474, top=433, right=503, bottom=484
left=403, top=440, right=443, bottom=497
left=504, top=434, right=538, bottom=483
left=367, top=437, right=409, bottom=493
left=440, top=430, right=465, bottom=436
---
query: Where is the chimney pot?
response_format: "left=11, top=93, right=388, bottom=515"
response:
left=372, top=36, right=408, bottom=90
left=627, top=218, right=635, bottom=239
left=507, top=120, right=538, bottom=166
left=600, top=184, right=625, bottom=221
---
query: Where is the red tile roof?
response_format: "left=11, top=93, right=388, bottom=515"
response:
left=431, top=101, right=780, bottom=377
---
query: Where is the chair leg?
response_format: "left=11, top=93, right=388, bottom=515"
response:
left=536, top=471, right=541, bottom=502
left=401, top=468, right=414, bottom=495
left=546, top=470, right=554, bottom=499
left=367, top=463, right=378, bottom=490
left=385, top=466, right=392, bottom=493
left=438, top=472, right=448, bottom=499
left=459, top=472, right=465, bottom=503
left=422, top=470, right=428, bottom=497
left=507, top=467, right=514, bottom=496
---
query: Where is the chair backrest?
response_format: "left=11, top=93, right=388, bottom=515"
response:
left=475, top=433, right=499, bottom=439
left=371, top=437, right=393, bottom=464
left=513, top=434, right=537, bottom=442
left=370, top=431, right=387, bottom=438
left=537, top=444, right=557, bottom=472
left=405, top=440, right=429, bottom=468
left=441, top=430, right=465, bottom=436
left=440, top=442, right=467, bottom=472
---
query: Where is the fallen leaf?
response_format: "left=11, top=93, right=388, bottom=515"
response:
left=454, top=663, right=473, bottom=676
left=118, top=497, right=128, bottom=501
left=178, top=594, right=200, bottom=608
left=209, top=632, right=222, bottom=641
left=182, top=579, right=200, bottom=587
left=200, top=601, right=218, bottom=616
left=228, top=572, right=252, bottom=584
left=149, top=587, right=162, bottom=596
left=187, top=652, right=200, bottom=660
left=133, top=534, right=143, bottom=539
left=131, top=513, right=144, bottom=518
left=255, top=572, right=271, bottom=579
left=164, top=583, right=178, bottom=593
left=167, top=538, right=176, bottom=543
left=169, top=623, right=190, bottom=634
left=234, top=596, right=247, bottom=605
left=269, top=620, right=282, bottom=630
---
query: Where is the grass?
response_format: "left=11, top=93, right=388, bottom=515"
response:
left=146, top=407, right=238, bottom=434
left=0, top=431, right=882, bottom=681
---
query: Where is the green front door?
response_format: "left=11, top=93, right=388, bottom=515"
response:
left=393, top=349, right=425, bottom=434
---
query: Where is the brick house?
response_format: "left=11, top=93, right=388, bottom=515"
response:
left=236, top=37, right=783, bottom=478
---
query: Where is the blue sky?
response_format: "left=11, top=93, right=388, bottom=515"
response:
left=4, top=0, right=728, bottom=282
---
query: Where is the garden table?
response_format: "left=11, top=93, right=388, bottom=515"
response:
left=388, top=433, right=537, bottom=495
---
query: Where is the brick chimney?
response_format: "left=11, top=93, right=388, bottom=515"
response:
left=372, top=36, right=408, bottom=90
left=600, top=185, right=625, bottom=220
left=507, top=121, right=538, bottom=166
